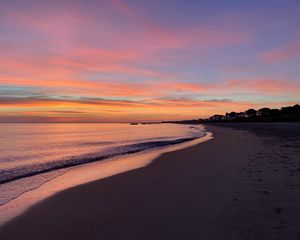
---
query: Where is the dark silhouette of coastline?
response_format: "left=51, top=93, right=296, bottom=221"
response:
left=162, top=104, right=300, bottom=124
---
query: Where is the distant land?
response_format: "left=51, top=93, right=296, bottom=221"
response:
left=156, top=104, right=300, bottom=125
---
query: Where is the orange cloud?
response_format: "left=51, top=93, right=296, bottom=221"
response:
left=1, top=94, right=298, bottom=122
left=0, top=77, right=195, bottom=97
left=1, top=75, right=299, bottom=99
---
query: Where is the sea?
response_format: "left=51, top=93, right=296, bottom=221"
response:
left=0, top=123, right=206, bottom=205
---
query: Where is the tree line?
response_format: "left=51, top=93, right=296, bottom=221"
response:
left=161, top=104, right=300, bottom=124
left=208, top=104, right=300, bottom=122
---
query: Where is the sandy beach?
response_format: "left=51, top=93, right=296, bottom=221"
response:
left=0, top=123, right=299, bottom=240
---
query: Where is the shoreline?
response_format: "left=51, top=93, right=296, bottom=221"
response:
left=0, top=130, right=213, bottom=226
left=1, top=123, right=299, bottom=239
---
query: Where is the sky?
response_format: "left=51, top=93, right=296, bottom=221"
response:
left=0, top=0, right=299, bottom=122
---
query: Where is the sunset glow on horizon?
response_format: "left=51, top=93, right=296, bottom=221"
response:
left=0, top=0, right=299, bottom=122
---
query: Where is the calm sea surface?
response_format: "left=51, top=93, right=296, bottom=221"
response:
left=0, top=123, right=206, bottom=205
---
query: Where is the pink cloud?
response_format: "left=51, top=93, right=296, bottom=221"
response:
left=225, top=79, right=300, bottom=94
left=110, top=0, right=250, bottom=49
left=261, top=41, right=300, bottom=63
left=0, top=75, right=214, bottom=97
left=0, top=0, right=252, bottom=93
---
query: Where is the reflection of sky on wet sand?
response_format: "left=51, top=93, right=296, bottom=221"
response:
left=0, top=132, right=213, bottom=225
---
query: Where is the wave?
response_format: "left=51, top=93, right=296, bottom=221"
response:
left=0, top=136, right=203, bottom=184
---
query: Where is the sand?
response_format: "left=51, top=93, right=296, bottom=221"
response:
left=0, top=123, right=299, bottom=240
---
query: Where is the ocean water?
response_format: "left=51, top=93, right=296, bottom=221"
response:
left=0, top=123, right=206, bottom=205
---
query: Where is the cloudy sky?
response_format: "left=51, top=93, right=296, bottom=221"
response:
left=0, top=0, right=299, bottom=122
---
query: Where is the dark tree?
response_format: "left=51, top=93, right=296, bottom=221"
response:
left=228, top=112, right=238, bottom=118
left=293, top=104, right=300, bottom=113
left=258, top=108, right=271, bottom=116
left=281, top=104, right=300, bottom=115
left=245, top=109, right=257, bottom=117
left=270, top=109, right=281, bottom=116
left=207, top=104, right=299, bottom=123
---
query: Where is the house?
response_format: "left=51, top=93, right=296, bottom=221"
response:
left=225, top=112, right=238, bottom=120
left=236, top=112, right=246, bottom=118
left=209, top=114, right=225, bottom=121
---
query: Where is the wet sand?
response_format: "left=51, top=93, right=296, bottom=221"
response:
left=0, top=123, right=299, bottom=240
